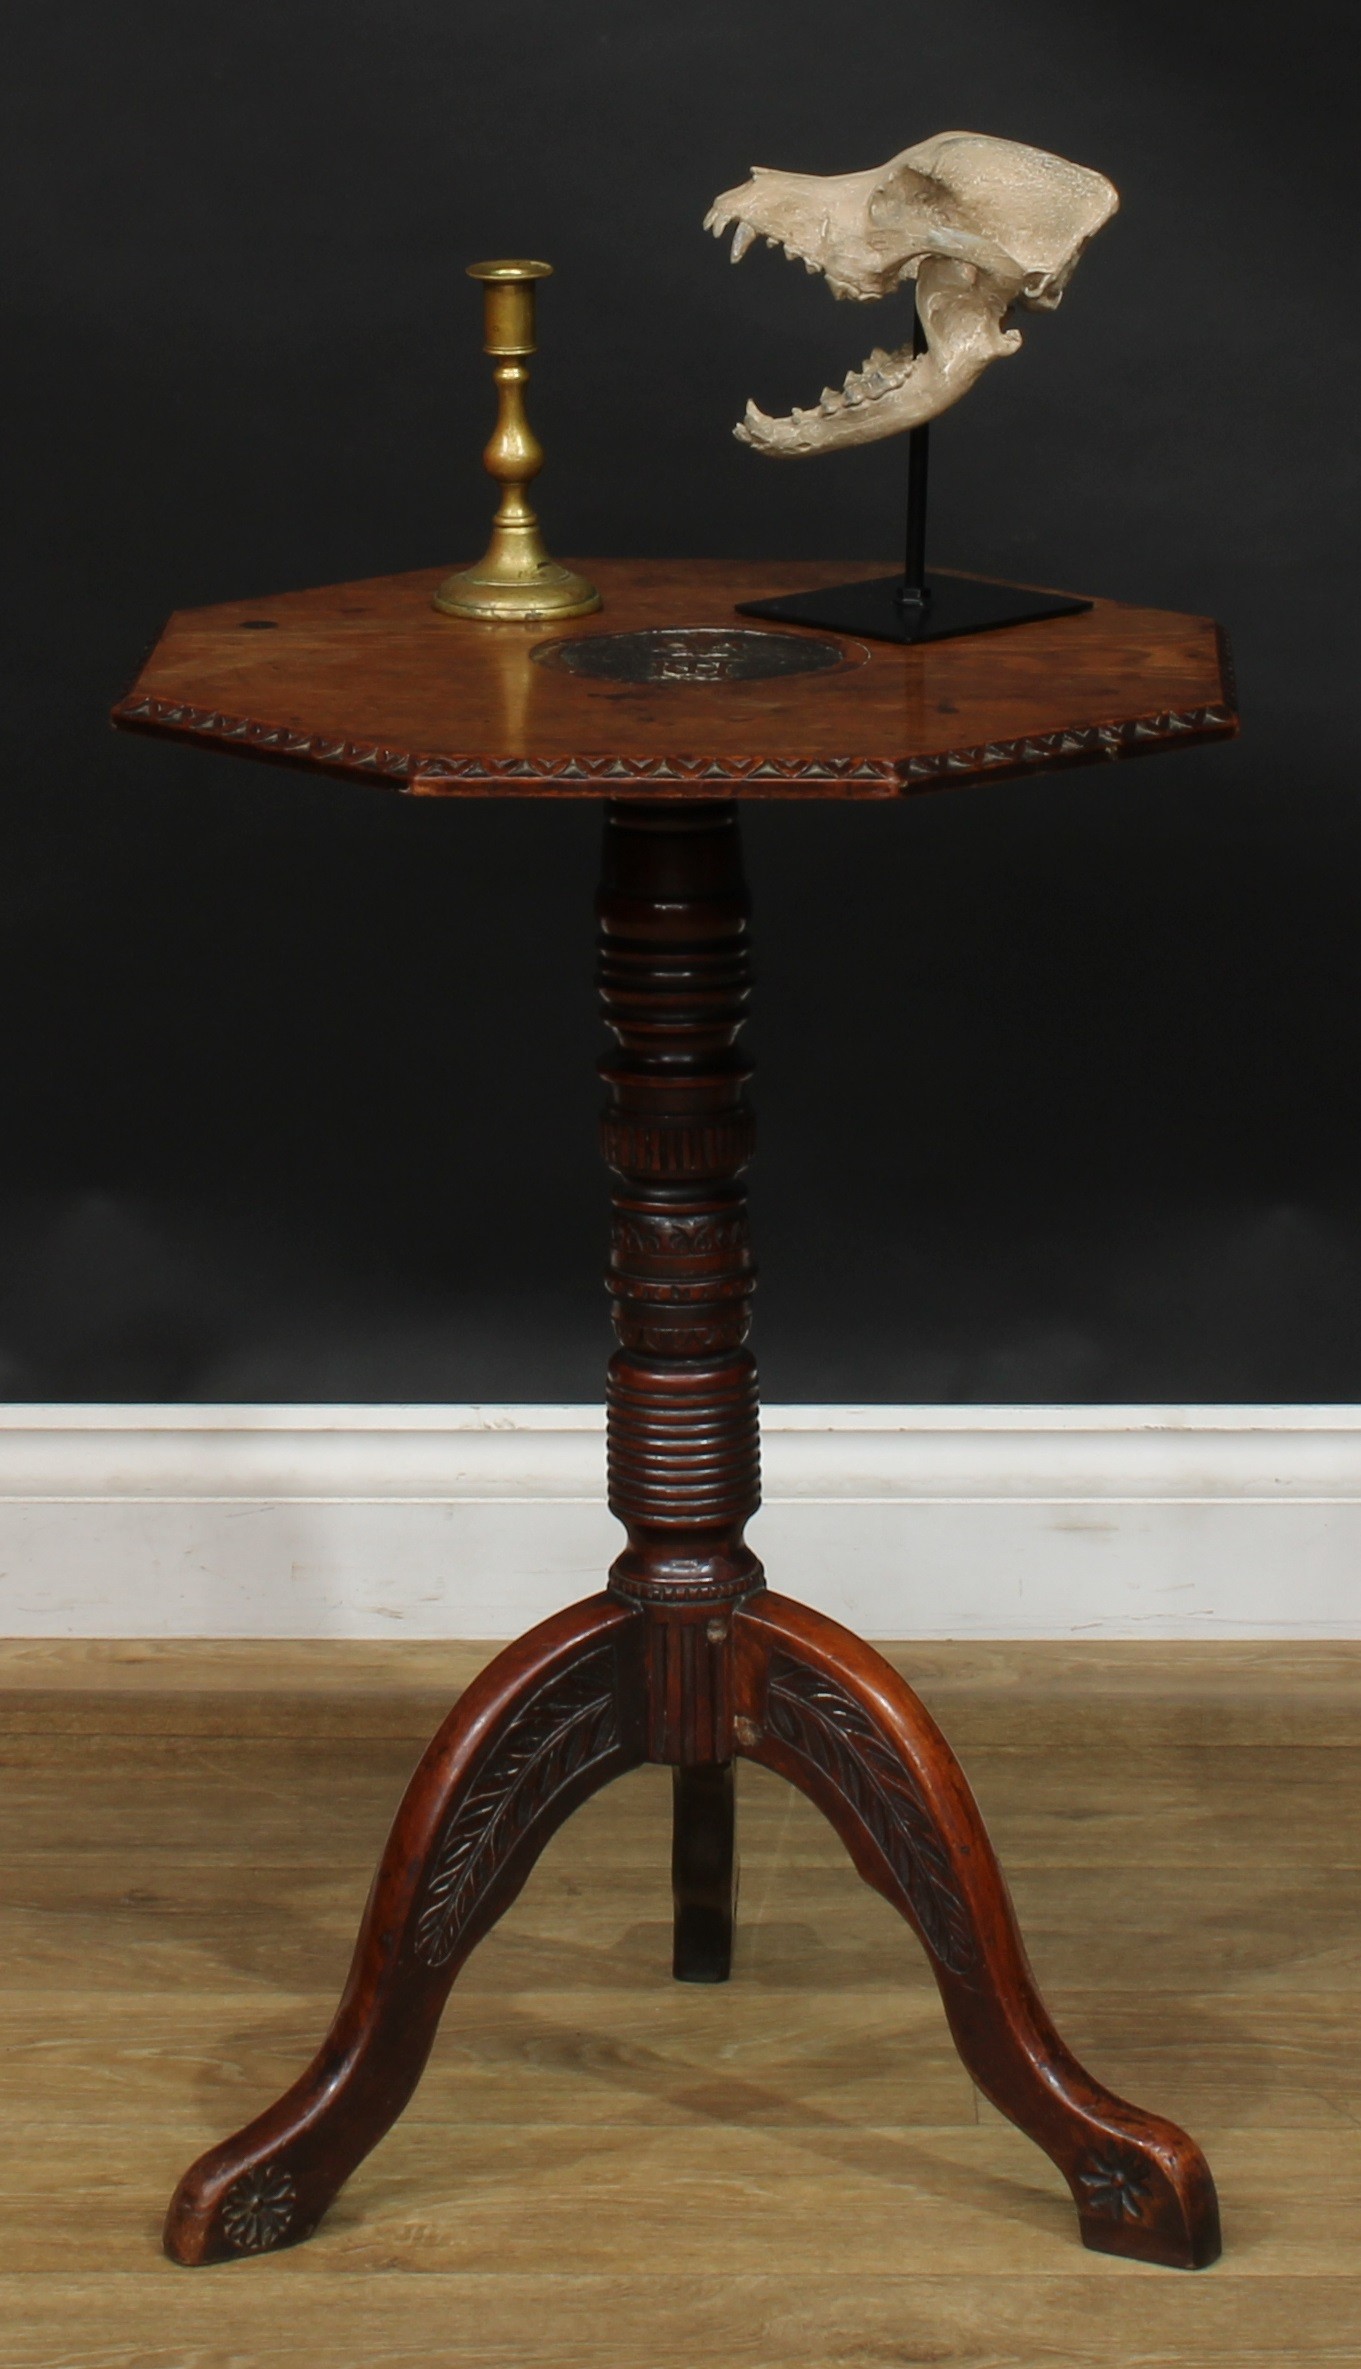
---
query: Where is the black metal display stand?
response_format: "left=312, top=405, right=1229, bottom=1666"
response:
left=738, top=304, right=1092, bottom=648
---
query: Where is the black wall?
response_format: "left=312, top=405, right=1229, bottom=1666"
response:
left=3, top=1, right=1355, bottom=1403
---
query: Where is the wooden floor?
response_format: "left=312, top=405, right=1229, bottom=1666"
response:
left=4, top=1638, right=1361, bottom=2367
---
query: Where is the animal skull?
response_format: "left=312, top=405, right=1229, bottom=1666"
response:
left=704, top=131, right=1118, bottom=456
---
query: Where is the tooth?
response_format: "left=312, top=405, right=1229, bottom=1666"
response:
left=735, top=398, right=779, bottom=448
left=869, top=348, right=891, bottom=368
left=803, top=258, right=818, bottom=273
left=730, top=221, right=756, bottom=263
left=843, top=383, right=864, bottom=406
left=765, top=235, right=778, bottom=248
left=820, top=386, right=841, bottom=408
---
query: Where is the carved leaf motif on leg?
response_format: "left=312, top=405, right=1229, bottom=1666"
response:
left=763, top=1654, right=977, bottom=1977
left=220, top=2164, right=297, bottom=2254
left=415, top=1646, right=623, bottom=1968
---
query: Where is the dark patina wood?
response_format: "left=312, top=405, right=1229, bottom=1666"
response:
left=158, top=794, right=1221, bottom=2274
left=671, top=1764, right=737, bottom=1984
left=112, top=557, right=1236, bottom=800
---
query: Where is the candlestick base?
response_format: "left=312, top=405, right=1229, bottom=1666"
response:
left=432, top=552, right=601, bottom=623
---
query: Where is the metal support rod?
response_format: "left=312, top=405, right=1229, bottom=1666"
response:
left=900, top=294, right=930, bottom=610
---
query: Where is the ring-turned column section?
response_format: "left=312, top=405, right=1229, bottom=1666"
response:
left=598, top=799, right=764, bottom=1763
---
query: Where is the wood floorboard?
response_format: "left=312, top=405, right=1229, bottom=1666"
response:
left=3, top=1641, right=1359, bottom=2365
left=4, top=1991, right=1360, bottom=2132
left=6, top=1747, right=1361, bottom=1867
left=3, top=1862, right=1358, bottom=1997
left=3, top=2121, right=1361, bottom=2278
left=3, top=1637, right=1360, bottom=1746
left=3, top=2274, right=1358, bottom=2369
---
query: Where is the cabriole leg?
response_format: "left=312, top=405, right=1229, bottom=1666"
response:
left=733, top=1590, right=1222, bottom=2270
left=164, top=1596, right=645, bottom=2264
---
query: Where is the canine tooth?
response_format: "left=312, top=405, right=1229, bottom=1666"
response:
left=730, top=221, right=756, bottom=262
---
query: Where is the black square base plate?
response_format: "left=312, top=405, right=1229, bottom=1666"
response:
left=736, top=571, right=1092, bottom=647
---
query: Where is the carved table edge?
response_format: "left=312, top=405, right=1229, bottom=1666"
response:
left=896, top=699, right=1238, bottom=792
left=109, top=663, right=1238, bottom=801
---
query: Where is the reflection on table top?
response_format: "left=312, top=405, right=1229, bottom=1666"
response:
left=113, top=558, right=1235, bottom=802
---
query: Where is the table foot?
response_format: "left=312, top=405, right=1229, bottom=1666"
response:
left=671, top=1763, right=737, bottom=1982
left=734, top=1591, right=1222, bottom=2270
left=162, top=1594, right=646, bottom=2265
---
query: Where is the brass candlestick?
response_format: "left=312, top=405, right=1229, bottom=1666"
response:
left=432, top=260, right=600, bottom=623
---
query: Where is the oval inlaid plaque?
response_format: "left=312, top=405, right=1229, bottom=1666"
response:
left=531, top=626, right=856, bottom=686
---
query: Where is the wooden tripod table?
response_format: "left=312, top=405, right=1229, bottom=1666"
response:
left=115, top=558, right=1237, bottom=2272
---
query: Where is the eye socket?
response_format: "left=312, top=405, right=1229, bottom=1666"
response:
left=870, top=164, right=936, bottom=223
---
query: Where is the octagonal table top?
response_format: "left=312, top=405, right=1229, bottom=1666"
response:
left=112, top=558, right=1236, bottom=801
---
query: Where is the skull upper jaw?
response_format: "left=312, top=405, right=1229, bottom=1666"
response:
left=705, top=163, right=915, bottom=301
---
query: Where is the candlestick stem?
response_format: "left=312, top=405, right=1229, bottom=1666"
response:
left=433, top=260, right=600, bottom=623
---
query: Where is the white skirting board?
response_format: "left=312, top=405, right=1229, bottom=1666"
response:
left=1, top=1403, right=1359, bottom=1639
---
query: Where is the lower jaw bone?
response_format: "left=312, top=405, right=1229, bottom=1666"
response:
left=733, top=263, right=1021, bottom=456
left=736, top=352, right=937, bottom=456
